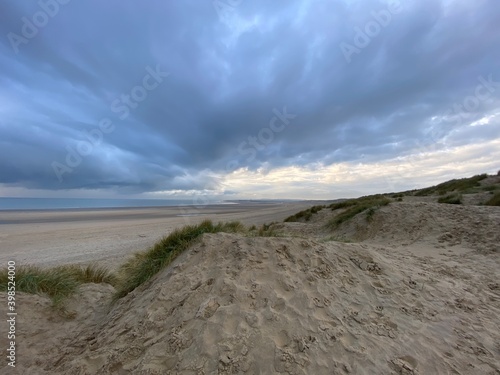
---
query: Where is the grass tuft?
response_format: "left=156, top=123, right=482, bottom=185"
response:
left=114, top=219, right=245, bottom=299
left=437, top=194, right=462, bottom=205
left=56, top=264, right=117, bottom=285
left=0, top=264, right=115, bottom=306
left=484, top=192, right=500, bottom=206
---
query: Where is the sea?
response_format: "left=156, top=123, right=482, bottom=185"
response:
left=0, top=197, right=231, bottom=211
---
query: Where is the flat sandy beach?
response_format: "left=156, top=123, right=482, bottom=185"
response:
left=0, top=202, right=314, bottom=269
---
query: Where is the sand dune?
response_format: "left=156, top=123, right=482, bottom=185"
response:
left=1, top=191, right=499, bottom=374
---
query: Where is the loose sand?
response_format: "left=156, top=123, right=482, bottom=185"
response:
left=1, top=197, right=499, bottom=374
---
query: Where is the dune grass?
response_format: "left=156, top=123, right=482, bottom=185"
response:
left=329, top=199, right=359, bottom=211
left=284, top=205, right=325, bottom=222
left=327, top=195, right=390, bottom=228
left=414, top=174, right=488, bottom=196
left=481, top=185, right=498, bottom=192
left=484, top=192, right=500, bottom=206
left=57, top=264, right=117, bottom=284
left=114, top=219, right=245, bottom=299
left=437, top=193, right=462, bottom=205
left=0, top=264, right=116, bottom=306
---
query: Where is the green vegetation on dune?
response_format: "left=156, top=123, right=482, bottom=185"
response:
left=327, top=195, right=391, bottom=228
left=58, top=264, right=117, bottom=285
left=484, top=192, right=500, bottom=206
left=114, top=219, right=245, bottom=299
left=481, top=185, right=498, bottom=192
left=284, top=205, right=325, bottom=222
left=329, top=199, right=359, bottom=211
left=0, top=264, right=115, bottom=306
left=284, top=194, right=393, bottom=229
left=437, top=193, right=462, bottom=205
left=365, top=207, right=376, bottom=222
left=414, top=174, right=488, bottom=196
left=391, top=193, right=405, bottom=198
left=329, top=195, right=389, bottom=211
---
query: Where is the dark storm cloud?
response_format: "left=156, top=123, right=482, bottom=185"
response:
left=1, top=0, right=499, bottom=193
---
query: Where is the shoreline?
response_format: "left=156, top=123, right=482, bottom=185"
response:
left=0, top=198, right=312, bottom=212
left=0, top=202, right=306, bottom=225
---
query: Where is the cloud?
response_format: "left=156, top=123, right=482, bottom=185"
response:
left=1, top=0, right=499, bottom=198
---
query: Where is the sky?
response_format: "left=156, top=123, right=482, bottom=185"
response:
left=0, top=0, right=499, bottom=201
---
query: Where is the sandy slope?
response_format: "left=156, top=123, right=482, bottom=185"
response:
left=1, top=199, right=499, bottom=374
